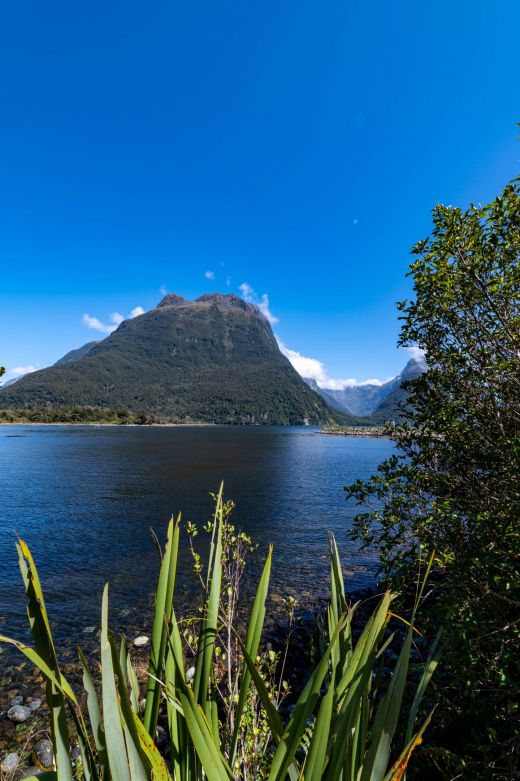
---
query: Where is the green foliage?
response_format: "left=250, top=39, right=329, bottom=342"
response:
left=347, top=176, right=520, bottom=777
left=1, top=485, right=439, bottom=780
left=0, top=406, right=160, bottom=424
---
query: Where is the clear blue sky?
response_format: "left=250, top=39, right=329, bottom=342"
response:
left=1, top=0, right=518, bottom=385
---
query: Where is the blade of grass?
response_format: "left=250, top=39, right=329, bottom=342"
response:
left=228, top=545, right=273, bottom=766
left=143, top=514, right=180, bottom=735
left=100, top=584, right=131, bottom=781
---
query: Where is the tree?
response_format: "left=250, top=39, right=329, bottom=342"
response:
left=347, top=176, right=520, bottom=778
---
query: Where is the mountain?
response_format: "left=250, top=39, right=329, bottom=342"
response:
left=304, top=357, right=425, bottom=420
left=304, top=377, right=397, bottom=417
left=0, top=293, right=348, bottom=425
left=54, top=340, right=99, bottom=365
left=368, top=357, right=424, bottom=423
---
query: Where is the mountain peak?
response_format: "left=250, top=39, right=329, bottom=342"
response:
left=156, top=293, right=188, bottom=309
left=195, top=292, right=250, bottom=310
left=156, top=292, right=252, bottom=312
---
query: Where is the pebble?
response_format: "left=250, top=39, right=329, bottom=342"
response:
left=7, top=705, right=32, bottom=723
left=33, top=738, right=54, bottom=769
left=1, top=752, right=20, bottom=773
left=133, top=636, right=149, bottom=648
left=28, top=698, right=43, bottom=712
left=9, top=695, right=23, bottom=707
left=186, top=666, right=195, bottom=683
left=19, top=767, right=41, bottom=779
left=156, top=725, right=168, bottom=750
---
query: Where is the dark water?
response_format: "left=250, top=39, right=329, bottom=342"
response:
left=0, top=425, right=393, bottom=652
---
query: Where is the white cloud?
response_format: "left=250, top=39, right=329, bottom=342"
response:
left=82, top=306, right=145, bottom=334
left=277, top=340, right=328, bottom=383
left=82, top=314, right=117, bottom=334
left=160, top=285, right=168, bottom=295
left=238, top=282, right=279, bottom=326
left=226, top=275, right=232, bottom=287
left=205, top=270, right=215, bottom=280
left=1, top=365, right=40, bottom=386
left=404, top=345, right=427, bottom=369
left=276, top=338, right=387, bottom=388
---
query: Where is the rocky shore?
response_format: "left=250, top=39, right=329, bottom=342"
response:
left=319, top=425, right=388, bottom=437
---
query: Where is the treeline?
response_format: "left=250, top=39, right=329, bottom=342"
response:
left=0, top=406, right=160, bottom=424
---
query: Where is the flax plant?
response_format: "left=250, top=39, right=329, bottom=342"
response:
left=1, top=484, right=440, bottom=780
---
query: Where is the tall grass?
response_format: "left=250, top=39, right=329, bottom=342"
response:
left=0, top=485, right=440, bottom=779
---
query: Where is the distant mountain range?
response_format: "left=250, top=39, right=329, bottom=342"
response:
left=0, top=293, right=352, bottom=425
left=304, top=357, right=425, bottom=420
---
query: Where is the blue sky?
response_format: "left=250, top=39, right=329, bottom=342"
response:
left=1, top=0, right=518, bottom=386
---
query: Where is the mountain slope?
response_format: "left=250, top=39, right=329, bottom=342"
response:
left=368, top=357, right=424, bottom=423
left=54, top=340, right=99, bottom=365
left=0, top=293, right=347, bottom=425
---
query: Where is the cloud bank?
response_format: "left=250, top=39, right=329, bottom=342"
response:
left=276, top=339, right=387, bottom=388
left=238, top=282, right=279, bottom=326
left=404, top=345, right=427, bottom=369
left=82, top=306, right=146, bottom=334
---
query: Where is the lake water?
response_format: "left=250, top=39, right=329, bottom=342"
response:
left=0, top=425, right=393, bottom=652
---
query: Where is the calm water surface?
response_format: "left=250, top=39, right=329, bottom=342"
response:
left=0, top=426, right=393, bottom=650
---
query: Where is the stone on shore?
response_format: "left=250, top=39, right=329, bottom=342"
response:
left=133, top=636, right=149, bottom=647
left=7, top=705, right=32, bottom=723
left=33, top=738, right=54, bottom=769
left=19, top=766, right=41, bottom=779
left=1, top=752, right=20, bottom=774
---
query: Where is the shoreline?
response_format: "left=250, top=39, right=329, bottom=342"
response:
left=319, top=426, right=388, bottom=438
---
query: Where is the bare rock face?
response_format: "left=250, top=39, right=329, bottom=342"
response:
left=195, top=293, right=249, bottom=310
left=156, top=293, right=188, bottom=309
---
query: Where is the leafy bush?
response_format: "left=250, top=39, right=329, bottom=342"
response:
left=1, top=486, right=439, bottom=780
left=347, top=175, right=520, bottom=777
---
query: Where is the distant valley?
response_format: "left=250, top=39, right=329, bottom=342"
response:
left=304, top=356, right=424, bottom=420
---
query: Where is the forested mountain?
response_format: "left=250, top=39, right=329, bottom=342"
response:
left=0, top=293, right=348, bottom=425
